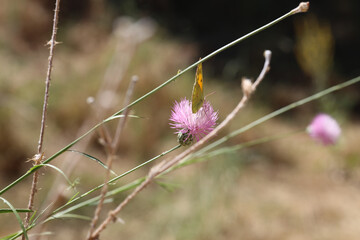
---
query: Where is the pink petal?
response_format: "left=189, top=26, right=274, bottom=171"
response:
left=307, top=113, right=341, bottom=145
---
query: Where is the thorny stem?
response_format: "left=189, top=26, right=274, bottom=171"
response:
left=87, top=76, right=138, bottom=238
left=37, top=22, right=145, bottom=228
left=89, top=50, right=272, bottom=239
left=38, top=0, right=61, bottom=154
left=24, top=0, right=61, bottom=235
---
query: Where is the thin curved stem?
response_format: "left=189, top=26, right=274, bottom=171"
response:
left=89, top=50, right=272, bottom=239
left=0, top=2, right=307, bottom=198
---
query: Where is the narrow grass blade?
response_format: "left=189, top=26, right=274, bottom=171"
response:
left=52, top=213, right=92, bottom=221
left=68, top=150, right=117, bottom=176
left=0, top=197, right=29, bottom=240
left=176, top=130, right=304, bottom=169
left=50, top=145, right=180, bottom=216
left=0, top=209, right=32, bottom=214
left=0, top=6, right=310, bottom=196
left=105, top=114, right=142, bottom=122
left=194, top=76, right=360, bottom=158
left=41, top=164, right=75, bottom=188
left=48, top=178, right=144, bottom=222
left=67, top=192, right=80, bottom=204
left=155, top=180, right=180, bottom=192
left=111, top=3, right=307, bottom=118
left=1, top=232, right=19, bottom=240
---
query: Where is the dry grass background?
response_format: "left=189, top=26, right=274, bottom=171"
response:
left=1, top=1, right=360, bottom=239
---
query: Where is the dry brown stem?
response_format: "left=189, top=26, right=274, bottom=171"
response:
left=89, top=50, right=272, bottom=239
left=36, top=19, right=155, bottom=237
left=24, top=0, right=61, bottom=238
left=87, top=76, right=138, bottom=238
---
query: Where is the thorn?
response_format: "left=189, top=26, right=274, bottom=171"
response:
left=116, top=217, right=125, bottom=224
left=27, top=152, right=45, bottom=164
left=45, top=40, right=62, bottom=46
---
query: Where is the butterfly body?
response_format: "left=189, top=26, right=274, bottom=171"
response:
left=191, top=61, right=204, bottom=113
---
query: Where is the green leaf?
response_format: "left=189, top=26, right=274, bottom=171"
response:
left=67, top=150, right=117, bottom=176
left=50, top=145, right=180, bottom=217
left=0, top=208, right=32, bottom=214
left=67, top=192, right=80, bottom=204
left=1, top=232, right=19, bottom=240
left=0, top=197, right=28, bottom=240
left=105, top=114, right=141, bottom=122
left=51, top=213, right=92, bottom=221
left=155, top=180, right=181, bottom=192
left=47, top=178, right=144, bottom=223
left=40, top=164, right=75, bottom=188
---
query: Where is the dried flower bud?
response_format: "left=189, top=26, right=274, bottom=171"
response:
left=242, top=78, right=253, bottom=97
left=299, top=2, right=310, bottom=12
left=293, top=2, right=310, bottom=14
left=264, top=50, right=272, bottom=59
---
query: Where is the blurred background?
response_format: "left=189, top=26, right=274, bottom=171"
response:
left=0, top=0, right=359, bottom=239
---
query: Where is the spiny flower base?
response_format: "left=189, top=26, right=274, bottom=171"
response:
left=170, top=98, right=218, bottom=146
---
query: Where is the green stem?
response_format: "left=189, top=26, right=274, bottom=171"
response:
left=112, top=6, right=298, bottom=117
left=0, top=197, right=29, bottom=240
left=51, top=144, right=181, bottom=215
left=194, top=76, right=360, bottom=158
left=0, top=115, right=131, bottom=195
left=47, top=178, right=144, bottom=223
left=0, top=121, right=103, bottom=196
left=27, top=75, right=360, bottom=235
left=173, top=129, right=305, bottom=170
left=0, top=6, right=301, bottom=196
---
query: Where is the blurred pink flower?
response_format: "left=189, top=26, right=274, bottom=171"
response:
left=307, top=113, right=341, bottom=145
left=169, top=98, right=218, bottom=145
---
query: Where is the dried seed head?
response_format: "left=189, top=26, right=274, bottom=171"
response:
left=293, top=2, right=310, bottom=14
left=264, top=50, right=272, bottom=59
left=299, top=2, right=310, bottom=13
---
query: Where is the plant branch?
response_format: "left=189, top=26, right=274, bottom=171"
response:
left=111, top=2, right=309, bottom=118
left=0, top=2, right=309, bottom=196
left=36, top=20, right=150, bottom=233
left=89, top=50, right=272, bottom=239
left=51, top=144, right=181, bottom=216
left=37, top=0, right=61, bottom=154
left=112, top=75, right=139, bottom=151
left=4, top=74, right=359, bottom=199
left=87, top=75, right=138, bottom=238
left=24, top=0, right=61, bottom=235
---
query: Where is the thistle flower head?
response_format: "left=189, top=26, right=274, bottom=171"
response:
left=307, top=113, right=341, bottom=145
left=169, top=98, right=218, bottom=145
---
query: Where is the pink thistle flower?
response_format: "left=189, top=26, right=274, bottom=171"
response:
left=307, top=113, right=341, bottom=145
left=169, top=98, right=218, bottom=145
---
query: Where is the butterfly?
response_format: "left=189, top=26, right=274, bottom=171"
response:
left=191, top=59, right=204, bottom=113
